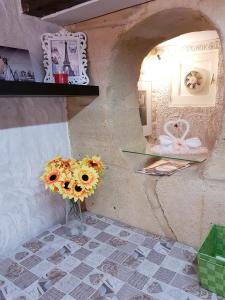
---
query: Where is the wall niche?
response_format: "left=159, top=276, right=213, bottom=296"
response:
left=138, top=30, right=224, bottom=150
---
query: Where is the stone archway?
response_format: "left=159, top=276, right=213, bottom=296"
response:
left=108, top=8, right=217, bottom=170
left=67, top=1, right=225, bottom=248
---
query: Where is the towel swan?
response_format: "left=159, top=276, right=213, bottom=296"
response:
left=150, top=119, right=208, bottom=155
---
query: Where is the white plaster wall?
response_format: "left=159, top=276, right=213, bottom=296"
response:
left=0, top=1, right=70, bottom=256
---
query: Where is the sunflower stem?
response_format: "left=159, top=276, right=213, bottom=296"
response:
left=77, top=200, right=83, bottom=224
left=67, top=199, right=85, bottom=234
left=73, top=201, right=77, bottom=215
left=68, top=200, right=74, bottom=216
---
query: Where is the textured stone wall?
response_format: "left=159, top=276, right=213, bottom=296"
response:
left=67, top=0, right=225, bottom=248
left=0, top=1, right=70, bottom=256
left=145, top=38, right=224, bottom=150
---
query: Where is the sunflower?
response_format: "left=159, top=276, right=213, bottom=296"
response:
left=41, top=155, right=104, bottom=202
left=46, top=156, right=63, bottom=170
left=60, top=158, right=79, bottom=171
left=70, top=159, right=80, bottom=169
left=73, top=165, right=99, bottom=189
left=81, top=155, right=104, bottom=175
left=86, top=187, right=96, bottom=197
left=58, top=177, right=74, bottom=199
left=46, top=156, right=79, bottom=174
left=40, top=169, right=62, bottom=192
left=69, top=180, right=90, bottom=202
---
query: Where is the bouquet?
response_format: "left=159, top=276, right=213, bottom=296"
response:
left=40, top=155, right=104, bottom=202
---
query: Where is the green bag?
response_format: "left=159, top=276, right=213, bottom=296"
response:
left=197, top=224, right=225, bottom=297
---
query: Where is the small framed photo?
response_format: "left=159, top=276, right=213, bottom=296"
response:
left=0, top=46, right=35, bottom=82
left=41, top=29, right=89, bottom=85
left=138, top=80, right=152, bottom=137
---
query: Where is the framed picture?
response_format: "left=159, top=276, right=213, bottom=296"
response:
left=170, top=50, right=218, bottom=107
left=0, top=46, right=35, bottom=82
left=41, top=29, right=89, bottom=85
left=138, top=80, right=152, bottom=137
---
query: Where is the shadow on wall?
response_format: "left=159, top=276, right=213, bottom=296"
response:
left=0, top=98, right=67, bottom=129
left=66, top=96, right=97, bottom=121
left=0, top=96, right=97, bottom=130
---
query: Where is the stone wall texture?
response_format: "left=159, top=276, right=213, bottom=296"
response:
left=67, top=0, right=225, bottom=248
left=0, top=1, right=70, bottom=256
left=145, top=38, right=224, bottom=150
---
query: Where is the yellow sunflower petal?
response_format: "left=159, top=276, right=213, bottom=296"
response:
left=40, top=168, right=63, bottom=192
left=81, top=155, right=104, bottom=176
left=46, top=156, right=63, bottom=169
left=69, top=180, right=90, bottom=202
left=73, top=165, right=99, bottom=189
left=58, top=178, right=74, bottom=199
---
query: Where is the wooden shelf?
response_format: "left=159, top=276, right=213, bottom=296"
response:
left=0, top=80, right=99, bottom=97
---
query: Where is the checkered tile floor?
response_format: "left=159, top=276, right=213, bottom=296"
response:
left=0, top=212, right=223, bottom=300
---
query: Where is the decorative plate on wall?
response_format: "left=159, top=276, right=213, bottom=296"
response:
left=184, top=69, right=206, bottom=94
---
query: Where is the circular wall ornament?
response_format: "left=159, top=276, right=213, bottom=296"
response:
left=184, top=70, right=206, bottom=93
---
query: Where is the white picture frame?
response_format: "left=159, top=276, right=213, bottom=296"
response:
left=41, top=29, right=89, bottom=85
left=137, top=80, right=152, bottom=137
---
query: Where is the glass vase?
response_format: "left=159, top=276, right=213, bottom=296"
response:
left=66, top=199, right=86, bottom=235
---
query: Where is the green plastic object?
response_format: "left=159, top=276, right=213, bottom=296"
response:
left=197, top=224, right=225, bottom=297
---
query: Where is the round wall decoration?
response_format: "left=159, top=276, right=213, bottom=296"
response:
left=184, top=70, right=206, bottom=93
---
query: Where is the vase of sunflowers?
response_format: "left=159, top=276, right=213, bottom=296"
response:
left=40, top=155, right=104, bottom=234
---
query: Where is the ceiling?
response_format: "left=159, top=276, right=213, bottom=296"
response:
left=22, top=0, right=155, bottom=26
left=21, top=0, right=92, bottom=18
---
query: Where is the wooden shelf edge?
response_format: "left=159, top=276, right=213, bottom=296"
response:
left=0, top=80, right=99, bottom=97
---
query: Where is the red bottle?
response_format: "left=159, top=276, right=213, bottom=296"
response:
left=53, top=73, right=68, bottom=84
